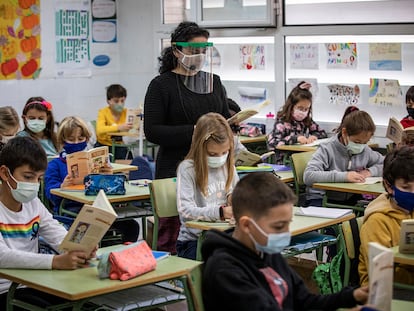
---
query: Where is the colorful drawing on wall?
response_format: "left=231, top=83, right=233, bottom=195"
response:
left=288, top=78, right=319, bottom=99
left=92, top=0, right=117, bottom=43
left=369, top=43, right=402, bottom=71
left=325, top=43, right=357, bottom=69
left=239, top=44, right=265, bottom=70
left=55, top=0, right=90, bottom=77
left=369, top=78, right=403, bottom=107
left=0, top=0, right=41, bottom=80
left=327, top=84, right=360, bottom=106
left=289, top=43, right=319, bottom=69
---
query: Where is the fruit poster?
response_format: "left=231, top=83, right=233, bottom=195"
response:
left=239, top=44, right=265, bottom=70
left=0, top=0, right=41, bottom=80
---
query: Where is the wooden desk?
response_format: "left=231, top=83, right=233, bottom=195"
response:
left=0, top=252, right=202, bottom=311
left=276, top=144, right=317, bottom=152
left=391, top=246, right=414, bottom=265
left=51, top=183, right=150, bottom=205
left=312, top=182, right=385, bottom=196
left=111, top=162, right=137, bottom=173
left=276, top=170, right=294, bottom=183
left=239, top=135, right=266, bottom=144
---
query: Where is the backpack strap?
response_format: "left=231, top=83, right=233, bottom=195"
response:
left=349, top=217, right=361, bottom=260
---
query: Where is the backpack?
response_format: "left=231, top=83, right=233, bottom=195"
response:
left=312, top=250, right=344, bottom=294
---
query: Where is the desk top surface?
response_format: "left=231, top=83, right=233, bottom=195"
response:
left=111, top=163, right=138, bottom=173
left=0, top=254, right=200, bottom=301
left=312, top=182, right=385, bottom=196
left=51, top=183, right=150, bottom=204
left=186, top=206, right=355, bottom=234
left=391, top=245, right=414, bottom=265
left=108, top=131, right=139, bottom=137
left=239, top=135, right=266, bottom=144
left=276, top=144, right=317, bottom=152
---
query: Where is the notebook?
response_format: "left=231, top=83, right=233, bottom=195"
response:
left=295, top=206, right=353, bottom=219
left=399, top=219, right=414, bottom=254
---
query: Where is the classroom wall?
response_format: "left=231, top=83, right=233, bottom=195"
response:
left=0, top=0, right=156, bottom=124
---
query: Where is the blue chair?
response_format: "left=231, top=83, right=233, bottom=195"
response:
left=129, top=156, right=154, bottom=180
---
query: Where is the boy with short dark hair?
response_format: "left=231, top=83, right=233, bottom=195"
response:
left=359, top=146, right=414, bottom=286
left=202, top=172, right=368, bottom=311
left=0, top=136, right=95, bottom=308
left=400, top=86, right=414, bottom=128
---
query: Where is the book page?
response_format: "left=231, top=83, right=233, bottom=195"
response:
left=356, top=177, right=383, bottom=185
left=126, top=108, right=142, bottom=134
left=234, top=150, right=261, bottom=166
left=386, top=116, right=403, bottom=144
left=227, top=100, right=271, bottom=125
left=303, top=137, right=330, bottom=147
left=399, top=219, right=414, bottom=253
left=87, top=146, right=109, bottom=174
left=294, top=206, right=353, bottom=219
left=368, top=242, right=393, bottom=311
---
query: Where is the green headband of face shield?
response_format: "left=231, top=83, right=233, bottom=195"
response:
left=172, top=42, right=213, bottom=48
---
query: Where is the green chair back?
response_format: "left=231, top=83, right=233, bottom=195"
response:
left=149, top=177, right=178, bottom=250
left=291, top=151, right=315, bottom=199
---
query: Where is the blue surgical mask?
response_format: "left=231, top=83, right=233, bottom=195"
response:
left=6, top=168, right=40, bottom=203
left=392, top=186, right=414, bottom=212
left=63, top=141, right=87, bottom=154
left=407, top=107, right=414, bottom=118
left=207, top=152, right=228, bottom=168
left=27, top=119, right=46, bottom=133
left=346, top=139, right=366, bottom=155
left=249, top=219, right=291, bottom=254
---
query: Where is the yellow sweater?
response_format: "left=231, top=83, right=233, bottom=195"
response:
left=359, top=193, right=414, bottom=286
left=96, top=106, right=127, bottom=146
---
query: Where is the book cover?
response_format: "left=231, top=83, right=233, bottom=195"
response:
left=227, top=100, right=271, bottom=125
left=386, top=116, right=414, bottom=144
left=126, top=108, right=142, bottom=134
left=65, top=146, right=109, bottom=185
left=399, top=219, right=414, bottom=254
left=368, top=242, right=393, bottom=311
left=234, top=150, right=274, bottom=166
left=59, top=190, right=117, bottom=255
left=294, top=206, right=353, bottom=219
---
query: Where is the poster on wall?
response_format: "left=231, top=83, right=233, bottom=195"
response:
left=289, top=43, right=319, bottom=69
left=0, top=0, right=41, bottom=80
left=369, top=78, right=403, bottom=107
left=325, top=43, right=357, bottom=69
left=239, top=44, right=265, bottom=70
left=55, top=0, right=91, bottom=77
left=288, top=78, right=319, bottom=99
left=369, top=43, right=402, bottom=71
left=327, top=84, right=360, bottom=106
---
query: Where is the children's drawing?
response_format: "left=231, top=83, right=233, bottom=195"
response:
left=369, top=43, right=402, bottom=71
left=325, top=43, right=357, bottom=69
left=239, top=44, right=265, bottom=70
left=289, top=43, right=319, bottom=69
left=327, top=84, right=360, bottom=106
left=369, top=78, right=403, bottom=107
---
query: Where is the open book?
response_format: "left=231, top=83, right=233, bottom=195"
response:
left=234, top=150, right=274, bottom=166
left=303, top=137, right=330, bottom=147
left=386, top=116, right=414, bottom=144
left=294, top=206, right=353, bottom=219
left=65, top=146, right=109, bottom=185
left=126, top=108, right=142, bottom=134
left=355, top=177, right=383, bottom=185
left=399, top=219, right=414, bottom=254
left=368, top=242, right=393, bottom=311
left=227, top=100, right=271, bottom=125
left=59, top=190, right=117, bottom=255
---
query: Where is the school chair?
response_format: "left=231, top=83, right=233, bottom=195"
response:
left=291, top=151, right=315, bottom=205
left=187, top=264, right=205, bottom=311
left=148, top=178, right=178, bottom=250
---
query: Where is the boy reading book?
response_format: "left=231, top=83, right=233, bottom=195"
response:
left=0, top=137, right=96, bottom=309
left=386, top=116, right=414, bottom=146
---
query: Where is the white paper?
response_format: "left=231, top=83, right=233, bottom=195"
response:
left=356, top=177, right=383, bottom=185
left=303, top=137, right=331, bottom=147
left=295, top=206, right=353, bottom=219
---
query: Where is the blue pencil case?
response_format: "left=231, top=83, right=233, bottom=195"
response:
left=84, top=174, right=126, bottom=196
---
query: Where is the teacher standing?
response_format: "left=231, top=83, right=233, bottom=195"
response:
left=144, top=22, right=230, bottom=253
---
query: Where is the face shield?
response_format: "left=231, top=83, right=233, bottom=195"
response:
left=173, top=42, right=213, bottom=94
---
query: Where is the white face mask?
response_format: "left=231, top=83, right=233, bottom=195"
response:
left=6, top=169, right=40, bottom=203
left=177, top=49, right=206, bottom=72
left=207, top=152, right=228, bottom=168
left=27, top=119, right=46, bottom=133
left=292, top=109, right=308, bottom=122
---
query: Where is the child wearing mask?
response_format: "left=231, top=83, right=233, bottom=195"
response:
left=304, top=110, right=383, bottom=207
left=400, top=86, right=414, bottom=128
left=0, top=136, right=96, bottom=309
left=201, top=172, right=368, bottom=311
left=359, top=146, right=414, bottom=286
left=0, top=106, right=20, bottom=151
left=267, top=81, right=327, bottom=163
left=95, top=84, right=133, bottom=160
left=176, top=113, right=239, bottom=260
left=16, top=97, right=58, bottom=157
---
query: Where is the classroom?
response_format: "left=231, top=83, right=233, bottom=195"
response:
left=0, top=1, right=414, bottom=311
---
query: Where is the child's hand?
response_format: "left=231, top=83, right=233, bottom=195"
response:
left=223, top=205, right=233, bottom=219
left=306, top=135, right=318, bottom=143
left=297, top=136, right=308, bottom=144
left=89, top=245, right=99, bottom=259
left=353, top=286, right=369, bottom=304
left=118, top=123, right=133, bottom=131
left=359, top=169, right=372, bottom=178
left=61, top=175, right=74, bottom=188
left=347, top=171, right=366, bottom=183
left=52, top=251, right=90, bottom=270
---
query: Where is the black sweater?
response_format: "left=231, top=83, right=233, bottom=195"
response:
left=144, top=71, right=229, bottom=178
left=201, top=229, right=358, bottom=311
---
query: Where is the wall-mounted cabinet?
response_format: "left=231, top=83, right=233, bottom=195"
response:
left=162, top=0, right=278, bottom=28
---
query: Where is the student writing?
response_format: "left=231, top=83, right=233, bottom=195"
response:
left=202, top=172, right=368, bottom=311
left=176, top=112, right=238, bottom=260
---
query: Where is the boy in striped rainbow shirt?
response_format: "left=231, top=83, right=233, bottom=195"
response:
left=0, top=136, right=96, bottom=308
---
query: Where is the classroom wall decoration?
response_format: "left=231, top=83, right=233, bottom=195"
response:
left=325, top=43, right=357, bottom=69
left=289, top=43, right=319, bottom=69
left=327, top=84, right=360, bottom=106
left=369, top=78, right=403, bottom=107
left=0, top=0, right=41, bottom=80
left=55, top=0, right=90, bottom=77
left=91, top=0, right=117, bottom=43
left=369, top=43, right=402, bottom=71
left=239, top=44, right=265, bottom=70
